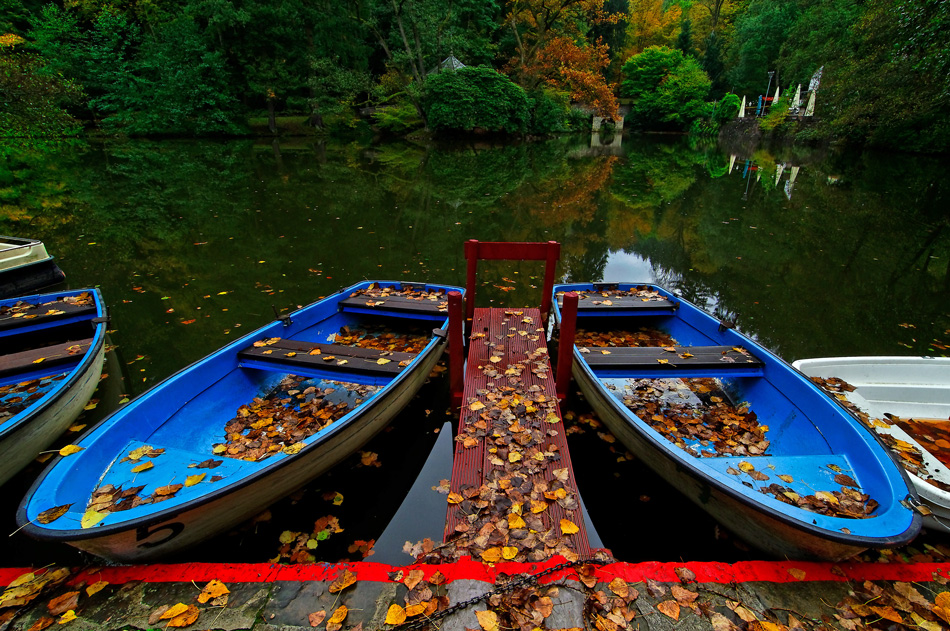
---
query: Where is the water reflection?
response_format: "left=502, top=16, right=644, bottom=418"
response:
left=1, top=135, right=947, bottom=563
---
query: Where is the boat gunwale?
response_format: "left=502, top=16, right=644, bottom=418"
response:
left=17, top=281, right=461, bottom=542
left=554, top=282, right=921, bottom=548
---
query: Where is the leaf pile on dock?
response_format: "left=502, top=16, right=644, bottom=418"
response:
left=0, top=374, right=67, bottom=423
left=349, top=283, right=449, bottom=311
left=808, top=376, right=946, bottom=492
left=214, top=375, right=369, bottom=462
left=0, top=291, right=94, bottom=319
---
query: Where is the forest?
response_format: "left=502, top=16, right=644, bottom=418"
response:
left=1, top=0, right=948, bottom=153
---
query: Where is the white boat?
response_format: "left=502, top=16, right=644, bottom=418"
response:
left=793, top=356, right=950, bottom=533
left=0, top=236, right=66, bottom=298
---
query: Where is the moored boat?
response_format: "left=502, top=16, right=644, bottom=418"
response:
left=18, top=281, right=462, bottom=562
left=0, top=237, right=66, bottom=298
left=553, top=283, right=921, bottom=561
left=793, top=356, right=950, bottom=533
left=1, top=289, right=107, bottom=487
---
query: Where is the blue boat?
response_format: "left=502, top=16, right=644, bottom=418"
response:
left=1, top=289, right=107, bottom=487
left=553, top=283, right=921, bottom=560
left=18, top=281, right=462, bottom=562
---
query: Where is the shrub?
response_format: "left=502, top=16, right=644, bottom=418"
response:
left=714, top=93, right=741, bottom=122
left=620, top=46, right=712, bottom=130
left=424, top=67, right=530, bottom=134
left=372, top=98, right=423, bottom=134
left=527, top=88, right=570, bottom=134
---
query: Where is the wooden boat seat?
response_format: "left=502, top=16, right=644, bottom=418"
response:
left=0, top=301, right=97, bottom=333
left=571, top=295, right=678, bottom=312
left=238, top=338, right=417, bottom=377
left=583, top=345, right=764, bottom=377
left=339, top=293, right=448, bottom=319
left=0, top=338, right=91, bottom=379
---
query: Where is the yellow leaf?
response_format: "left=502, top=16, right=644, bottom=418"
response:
left=787, top=568, right=806, bottom=580
left=447, top=492, right=463, bottom=504
left=197, top=580, right=229, bottom=604
left=480, top=547, right=503, bottom=563
left=37, top=504, right=72, bottom=524
left=502, top=546, right=518, bottom=560
left=185, top=473, right=206, bottom=487
left=377, top=358, right=391, bottom=365
left=815, top=491, right=839, bottom=504
left=869, top=606, right=902, bottom=624
left=327, top=605, right=347, bottom=624
left=282, top=442, right=304, bottom=455
left=59, top=445, right=84, bottom=457
left=608, top=577, right=629, bottom=598
left=738, top=461, right=755, bottom=472
left=469, top=400, right=486, bottom=411
left=405, top=603, right=427, bottom=617
left=475, top=609, right=499, bottom=631
left=656, top=600, right=680, bottom=620
left=85, top=581, right=109, bottom=597
left=167, top=604, right=199, bottom=628
left=57, top=611, right=76, bottom=624
left=508, top=513, right=526, bottom=529
left=778, top=474, right=794, bottom=483
left=212, top=444, right=226, bottom=454
left=131, top=461, right=153, bottom=473
left=33, top=358, right=46, bottom=364
left=560, top=518, right=579, bottom=535
left=385, top=604, right=407, bottom=625
left=328, top=570, right=356, bottom=594
left=80, top=509, right=108, bottom=529
left=160, top=604, right=189, bottom=620
left=508, top=451, right=521, bottom=463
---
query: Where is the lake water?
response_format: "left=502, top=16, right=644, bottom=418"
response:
left=2, top=134, right=948, bottom=566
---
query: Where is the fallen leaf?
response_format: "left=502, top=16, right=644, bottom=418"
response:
left=403, top=569, right=425, bottom=591
left=160, top=604, right=190, bottom=620
left=167, top=604, right=199, bottom=627
left=26, top=617, right=54, bottom=631
left=384, top=604, right=406, bottom=625
left=787, top=568, right=806, bottom=580
left=37, top=504, right=72, bottom=524
left=85, top=581, right=108, bottom=597
left=608, top=577, right=628, bottom=598
left=476, top=609, right=499, bottom=631
left=197, top=579, right=229, bottom=604
left=560, top=518, right=579, bottom=535
left=656, top=600, right=680, bottom=620
left=58, top=445, right=84, bottom=456
left=131, top=461, right=154, bottom=473
left=47, top=591, right=79, bottom=615
left=57, top=611, right=76, bottom=624
left=308, top=610, right=326, bottom=627
left=328, top=570, right=357, bottom=593
left=80, top=509, right=108, bottom=529
left=185, top=473, right=206, bottom=487
left=328, top=605, right=347, bottom=624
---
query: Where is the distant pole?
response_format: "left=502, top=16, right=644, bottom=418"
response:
left=764, top=71, right=774, bottom=116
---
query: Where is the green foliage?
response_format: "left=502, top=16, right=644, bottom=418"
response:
left=99, top=17, right=242, bottom=135
left=527, top=88, right=571, bottom=134
left=620, top=46, right=712, bottom=130
left=725, top=0, right=799, bottom=97
left=777, top=0, right=860, bottom=88
left=424, top=66, right=530, bottom=134
left=372, top=98, right=423, bottom=134
left=758, top=95, right=789, bottom=132
left=714, top=93, right=740, bottom=122
left=0, top=41, right=83, bottom=138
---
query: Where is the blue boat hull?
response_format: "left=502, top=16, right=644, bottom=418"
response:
left=18, top=281, right=462, bottom=561
left=0, top=289, right=107, bottom=487
left=554, top=283, right=920, bottom=560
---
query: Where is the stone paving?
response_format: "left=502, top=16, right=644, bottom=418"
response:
left=3, top=560, right=949, bottom=631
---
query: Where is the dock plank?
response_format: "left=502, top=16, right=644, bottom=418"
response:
left=445, top=308, right=593, bottom=561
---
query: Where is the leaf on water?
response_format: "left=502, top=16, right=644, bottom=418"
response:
left=37, top=504, right=72, bottom=524
left=59, top=445, right=84, bottom=456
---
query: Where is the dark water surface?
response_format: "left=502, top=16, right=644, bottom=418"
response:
left=2, top=135, right=948, bottom=566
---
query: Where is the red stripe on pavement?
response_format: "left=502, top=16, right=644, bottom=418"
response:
left=2, top=559, right=949, bottom=587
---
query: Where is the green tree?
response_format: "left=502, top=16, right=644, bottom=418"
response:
left=621, top=45, right=712, bottom=129
left=424, top=66, right=530, bottom=133
left=725, top=0, right=798, bottom=97
left=0, top=34, right=83, bottom=138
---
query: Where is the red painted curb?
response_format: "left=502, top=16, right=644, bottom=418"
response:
left=3, top=559, right=949, bottom=588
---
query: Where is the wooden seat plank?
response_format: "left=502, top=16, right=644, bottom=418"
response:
left=583, top=345, right=763, bottom=370
left=339, top=294, right=447, bottom=317
left=0, top=338, right=91, bottom=378
left=238, top=339, right=416, bottom=377
left=0, top=301, right=97, bottom=333
left=574, top=295, right=677, bottom=311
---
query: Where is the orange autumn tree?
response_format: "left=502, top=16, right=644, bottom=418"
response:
left=505, top=0, right=620, bottom=120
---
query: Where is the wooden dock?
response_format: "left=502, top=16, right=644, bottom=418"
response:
left=443, top=303, right=594, bottom=562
